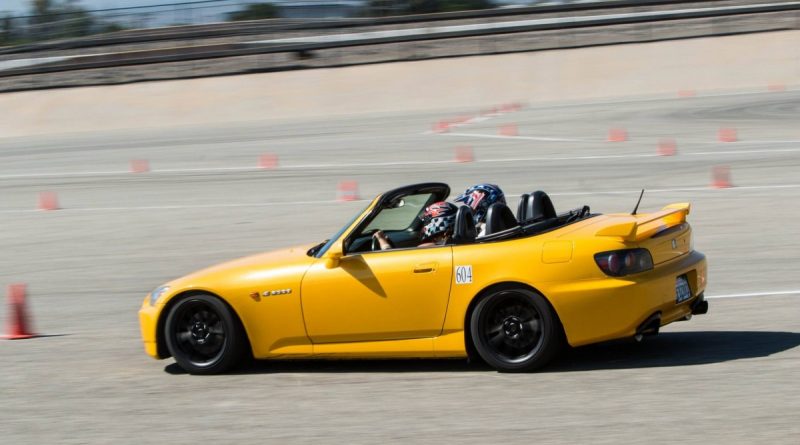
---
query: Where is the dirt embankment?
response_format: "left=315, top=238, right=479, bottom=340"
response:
left=1, top=30, right=797, bottom=139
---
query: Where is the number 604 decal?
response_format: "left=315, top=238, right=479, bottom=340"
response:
left=455, top=265, right=473, bottom=284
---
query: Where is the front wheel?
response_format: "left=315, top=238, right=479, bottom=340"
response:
left=470, top=288, right=562, bottom=372
left=164, top=293, right=246, bottom=375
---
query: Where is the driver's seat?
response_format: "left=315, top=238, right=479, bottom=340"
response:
left=452, top=206, right=477, bottom=244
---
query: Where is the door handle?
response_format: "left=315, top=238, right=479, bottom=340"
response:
left=413, top=263, right=437, bottom=273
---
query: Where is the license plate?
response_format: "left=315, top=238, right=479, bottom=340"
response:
left=675, top=275, right=692, bottom=303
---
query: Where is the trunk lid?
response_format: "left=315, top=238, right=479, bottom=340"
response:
left=594, top=203, right=693, bottom=264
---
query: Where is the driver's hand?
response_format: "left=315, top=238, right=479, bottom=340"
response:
left=373, top=230, right=391, bottom=250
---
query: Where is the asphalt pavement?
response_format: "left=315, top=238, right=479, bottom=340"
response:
left=1, top=89, right=799, bottom=444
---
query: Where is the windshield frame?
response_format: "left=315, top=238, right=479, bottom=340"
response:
left=313, top=202, right=372, bottom=258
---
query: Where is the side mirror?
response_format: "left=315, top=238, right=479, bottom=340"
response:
left=325, top=244, right=343, bottom=269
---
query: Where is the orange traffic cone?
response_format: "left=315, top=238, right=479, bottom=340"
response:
left=38, top=192, right=59, bottom=211
left=337, top=180, right=360, bottom=202
left=767, top=83, right=786, bottom=92
left=433, top=121, right=451, bottom=133
left=130, top=159, right=150, bottom=173
left=498, top=124, right=518, bottom=137
left=607, top=128, right=628, bottom=142
left=658, top=139, right=677, bottom=156
left=718, top=128, right=738, bottom=142
left=454, top=146, right=474, bottom=163
left=258, top=153, right=279, bottom=169
left=3, top=284, right=35, bottom=340
left=711, top=166, right=733, bottom=188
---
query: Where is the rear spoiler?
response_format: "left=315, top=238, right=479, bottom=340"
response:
left=596, top=203, right=690, bottom=242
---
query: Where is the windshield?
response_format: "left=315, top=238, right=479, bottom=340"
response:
left=313, top=204, right=370, bottom=258
left=363, top=193, right=433, bottom=232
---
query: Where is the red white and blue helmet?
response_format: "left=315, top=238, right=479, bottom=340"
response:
left=454, top=183, right=506, bottom=224
left=420, top=201, right=458, bottom=241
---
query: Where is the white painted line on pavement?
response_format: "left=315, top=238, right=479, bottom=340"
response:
left=687, top=147, right=800, bottom=156
left=547, top=183, right=800, bottom=196
left=694, top=140, right=800, bottom=145
left=0, top=198, right=371, bottom=214
left=437, top=132, right=583, bottom=142
left=437, top=131, right=800, bottom=146
left=3, top=143, right=800, bottom=181
left=706, top=290, right=800, bottom=299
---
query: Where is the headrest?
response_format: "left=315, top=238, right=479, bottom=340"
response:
left=525, top=190, right=556, bottom=222
left=517, top=193, right=530, bottom=222
left=484, top=203, right=519, bottom=236
left=452, top=206, right=477, bottom=244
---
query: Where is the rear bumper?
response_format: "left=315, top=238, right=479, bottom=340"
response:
left=547, top=250, right=707, bottom=347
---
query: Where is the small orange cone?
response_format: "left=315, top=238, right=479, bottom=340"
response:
left=718, top=128, right=738, bottom=142
left=711, top=166, right=733, bottom=188
left=607, top=128, right=628, bottom=142
left=130, top=159, right=150, bottom=173
left=433, top=121, right=451, bottom=133
left=258, top=153, right=279, bottom=169
left=38, top=192, right=59, bottom=211
left=678, top=89, right=696, bottom=98
left=3, top=284, right=35, bottom=340
left=499, top=124, right=518, bottom=137
left=454, top=146, right=474, bottom=163
left=337, top=180, right=360, bottom=202
left=658, top=138, right=677, bottom=156
left=767, top=83, right=786, bottom=92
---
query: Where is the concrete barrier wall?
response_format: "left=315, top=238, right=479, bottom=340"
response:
left=1, top=30, right=797, bottom=139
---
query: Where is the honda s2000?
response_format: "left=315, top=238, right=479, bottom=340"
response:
left=139, top=183, right=708, bottom=374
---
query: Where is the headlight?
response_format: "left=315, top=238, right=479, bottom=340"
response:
left=149, top=285, right=170, bottom=306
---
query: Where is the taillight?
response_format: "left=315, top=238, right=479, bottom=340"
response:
left=594, top=248, right=653, bottom=277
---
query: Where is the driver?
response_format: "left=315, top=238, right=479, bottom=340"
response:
left=454, top=183, right=506, bottom=236
left=373, top=201, right=458, bottom=250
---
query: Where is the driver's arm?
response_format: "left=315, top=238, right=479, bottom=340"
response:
left=373, top=230, right=393, bottom=250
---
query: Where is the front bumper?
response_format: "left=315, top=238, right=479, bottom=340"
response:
left=138, top=296, right=163, bottom=359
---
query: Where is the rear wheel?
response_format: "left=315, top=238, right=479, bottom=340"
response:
left=164, top=293, right=245, bottom=375
left=470, top=287, right=562, bottom=372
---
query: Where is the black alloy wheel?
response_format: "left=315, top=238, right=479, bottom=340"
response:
left=470, top=288, right=562, bottom=372
left=164, top=293, right=245, bottom=375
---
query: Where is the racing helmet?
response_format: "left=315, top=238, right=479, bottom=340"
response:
left=454, top=183, right=506, bottom=224
left=419, top=201, right=458, bottom=241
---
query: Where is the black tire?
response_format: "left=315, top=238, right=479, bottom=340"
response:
left=164, top=293, right=246, bottom=375
left=470, top=287, right=562, bottom=372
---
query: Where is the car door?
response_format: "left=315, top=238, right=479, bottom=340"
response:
left=300, top=246, right=453, bottom=344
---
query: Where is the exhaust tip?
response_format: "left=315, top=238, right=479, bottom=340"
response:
left=691, top=293, right=709, bottom=315
left=636, top=311, right=661, bottom=337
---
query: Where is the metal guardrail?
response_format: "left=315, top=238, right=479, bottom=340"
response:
left=0, top=0, right=740, bottom=55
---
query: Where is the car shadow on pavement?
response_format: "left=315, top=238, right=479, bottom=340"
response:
left=547, top=330, right=800, bottom=372
left=163, top=330, right=800, bottom=375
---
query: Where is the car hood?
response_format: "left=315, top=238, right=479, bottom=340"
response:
left=166, top=243, right=319, bottom=291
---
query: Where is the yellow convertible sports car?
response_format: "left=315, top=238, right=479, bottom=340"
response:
left=139, top=182, right=708, bottom=374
